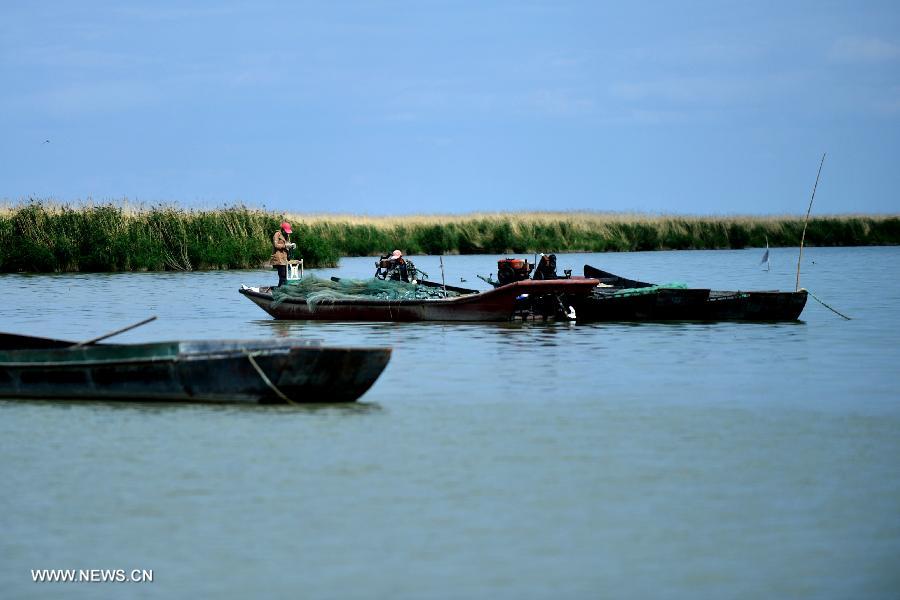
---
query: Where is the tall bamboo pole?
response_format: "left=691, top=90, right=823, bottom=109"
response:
left=796, top=153, right=826, bottom=291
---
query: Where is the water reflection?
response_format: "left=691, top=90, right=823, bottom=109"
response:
left=0, top=398, right=384, bottom=415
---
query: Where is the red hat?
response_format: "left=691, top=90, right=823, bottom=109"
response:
left=281, top=221, right=292, bottom=234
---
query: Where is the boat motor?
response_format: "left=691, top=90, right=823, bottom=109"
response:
left=496, top=258, right=533, bottom=286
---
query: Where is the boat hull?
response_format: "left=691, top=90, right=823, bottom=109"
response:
left=0, top=339, right=391, bottom=404
left=240, top=279, right=599, bottom=322
left=701, top=290, right=808, bottom=321
left=573, top=288, right=712, bottom=321
left=581, top=265, right=808, bottom=321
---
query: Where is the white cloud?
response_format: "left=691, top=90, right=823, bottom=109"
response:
left=384, top=112, right=419, bottom=122
left=0, top=45, right=151, bottom=70
left=870, top=85, right=900, bottom=115
left=33, top=80, right=161, bottom=115
left=624, top=108, right=688, bottom=125
left=113, top=6, right=240, bottom=22
left=609, top=77, right=756, bottom=104
left=830, top=36, right=900, bottom=61
left=389, top=86, right=498, bottom=115
left=384, top=83, right=597, bottom=120
left=525, top=88, right=594, bottom=116
left=622, top=40, right=766, bottom=65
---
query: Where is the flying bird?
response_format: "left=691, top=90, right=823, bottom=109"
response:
left=43, top=139, right=50, bottom=144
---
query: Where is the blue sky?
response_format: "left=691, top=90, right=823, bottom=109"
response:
left=1, top=1, right=899, bottom=215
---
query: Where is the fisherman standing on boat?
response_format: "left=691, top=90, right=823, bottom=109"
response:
left=272, top=221, right=296, bottom=287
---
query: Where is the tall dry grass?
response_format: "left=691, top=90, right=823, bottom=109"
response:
left=1, top=201, right=897, bottom=273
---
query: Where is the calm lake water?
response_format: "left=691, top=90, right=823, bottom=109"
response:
left=1, top=247, right=899, bottom=599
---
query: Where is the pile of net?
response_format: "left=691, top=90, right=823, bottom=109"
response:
left=609, top=282, right=688, bottom=297
left=271, top=275, right=459, bottom=307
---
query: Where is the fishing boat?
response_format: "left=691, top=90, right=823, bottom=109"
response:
left=0, top=334, right=391, bottom=404
left=575, top=285, right=712, bottom=321
left=581, top=265, right=807, bottom=321
left=239, top=278, right=599, bottom=322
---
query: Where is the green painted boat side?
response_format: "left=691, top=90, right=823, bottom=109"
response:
left=0, top=338, right=391, bottom=404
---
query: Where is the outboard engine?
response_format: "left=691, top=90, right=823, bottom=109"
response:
left=518, top=254, right=577, bottom=320
left=497, top=258, right=533, bottom=286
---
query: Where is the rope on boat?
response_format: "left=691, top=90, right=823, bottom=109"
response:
left=800, top=288, right=852, bottom=320
left=244, top=351, right=298, bottom=405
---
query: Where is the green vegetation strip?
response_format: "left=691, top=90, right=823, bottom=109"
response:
left=1, top=202, right=898, bottom=273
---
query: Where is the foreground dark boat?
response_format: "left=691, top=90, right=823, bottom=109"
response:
left=580, top=265, right=807, bottom=321
left=240, top=279, right=599, bottom=322
left=0, top=335, right=391, bottom=404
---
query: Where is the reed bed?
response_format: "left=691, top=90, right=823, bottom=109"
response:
left=1, top=201, right=897, bottom=273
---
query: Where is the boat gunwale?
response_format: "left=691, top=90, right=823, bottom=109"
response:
left=0, top=341, right=391, bottom=368
left=241, top=278, right=600, bottom=307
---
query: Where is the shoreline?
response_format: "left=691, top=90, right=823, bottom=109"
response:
left=2, top=203, right=898, bottom=273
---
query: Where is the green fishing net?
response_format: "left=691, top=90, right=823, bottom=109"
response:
left=271, top=275, right=460, bottom=307
left=610, top=282, right=688, bottom=297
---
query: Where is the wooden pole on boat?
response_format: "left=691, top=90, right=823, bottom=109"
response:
left=74, top=316, right=158, bottom=347
left=439, top=255, right=447, bottom=295
left=796, top=153, right=826, bottom=291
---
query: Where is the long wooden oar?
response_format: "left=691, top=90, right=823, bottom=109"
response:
left=1, top=316, right=159, bottom=351
left=73, top=316, right=157, bottom=347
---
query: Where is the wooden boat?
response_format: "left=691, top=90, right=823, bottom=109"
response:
left=582, top=265, right=807, bottom=321
left=699, top=289, right=808, bottom=321
left=575, top=286, right=712, bottom=321
left=0, top=334, right=391, bottom=404
left=239, top=279, right=599, bottom=322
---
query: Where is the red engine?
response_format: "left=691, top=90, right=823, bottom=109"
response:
left=497, top=258, right=533, bottom=285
